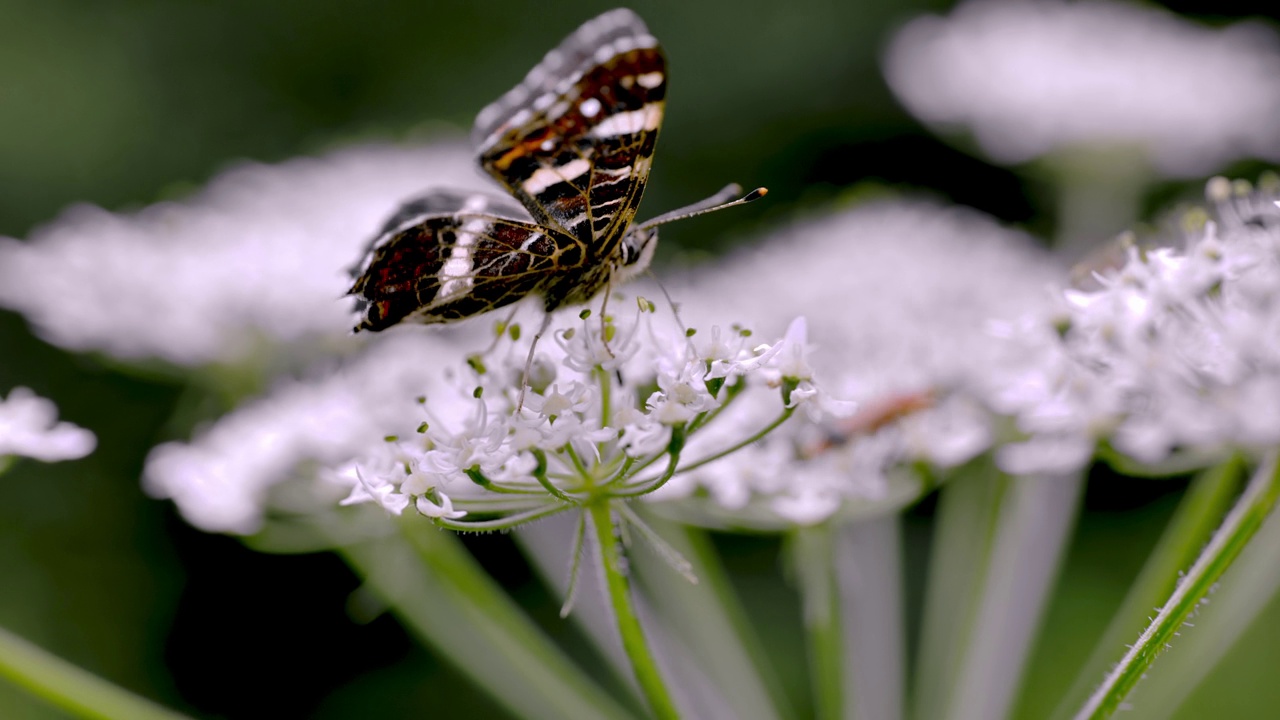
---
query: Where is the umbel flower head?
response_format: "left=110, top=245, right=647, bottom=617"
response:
left=991, top=176, right=1280, bottom=475
left=0, top=140, right=481, bottom=366
left=330, top=301, right=844, bottom=532
left=883, top=0, right=1280, bottom=176
left=0, top=387, right=95, bottom=464
left=142, top=296, right=837, bottom=535
left=144, top=331, right=477, bottom=534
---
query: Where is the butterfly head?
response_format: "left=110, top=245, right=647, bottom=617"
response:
left=615, top=225, right=659, bottom=282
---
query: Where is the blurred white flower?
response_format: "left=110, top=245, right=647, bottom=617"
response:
left=0, top=139, right=484, bottom=365
left=0, top=387, right=96, bottom=462
left=652, top=198, right=1065, bottom=528
left=143, top=331, right=476, bottom=534
left=884, top=0, right=1280, bottom=176
left=991, top=178, right=1280, bottom=474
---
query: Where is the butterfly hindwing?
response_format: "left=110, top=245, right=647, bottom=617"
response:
left=472, top=9, right=666, bottom=254
left=349, top=191, right=585, bottom=331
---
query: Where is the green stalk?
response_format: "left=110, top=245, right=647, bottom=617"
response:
left=596, top=366, right=612, bottom=430
left=949, top=470, right=1084, bottom=720
left=339, top=517, right=635, bottom=720
left=912, top=457, right=1085, bottom=720
left=793, top=522, right=842, bottom=720
left=588, top=501, right=680, bottom=719
left=675, top=408, right=794, bottom=475
left=631, top=509, right=791, bottom=720
left=836, top=515, right=905, bottom=720
left=1121, top=471, right=1280, bottom=719
left=912, top=458, right=1008, bottom=720
left=1074, top=453, right=1280, bottom=720
left=1041, top=145, right=1150, bottom=258
left=1048, top=457, right=1243, bottom=720
left=0, top=626, right=191, bottom=720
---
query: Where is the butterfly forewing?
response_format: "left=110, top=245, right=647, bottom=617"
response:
left=349, top=191, right=584, bottom=331
left=349, top=9, right=669, bottom=333
left=473, top=9, right=665, bottom=254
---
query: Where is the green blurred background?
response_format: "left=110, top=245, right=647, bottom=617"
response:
left=2, top=1, right=1280, bottom=718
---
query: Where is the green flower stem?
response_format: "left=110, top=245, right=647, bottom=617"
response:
left=614, top=424, right=686, bottom=497
left=793, top=522, right=843, bottom=720
left=632, top=508, right=793, bottom=720
left=676, top=407, right=795, bottom=475
left=588, top=501, right=681, bottom=720
left=686, top=379, right=745, bottom=434
left=913, top=458, right=1085, bottom=720
left=1120, top=469, right=1280, bottom=719
left=0, top=625, right=192, bottom=720
left=912, top=458, right=1007, bottom=720
left=1074, top=452, right=1280, bottom=720
left=514, top=516, right=639, bottom=694
left=339, top=517, right=636, bottom=720
left=433, top=502, right=569, bottom=531
left=532, top=448, right=577, bottom=503
left=565, top=441, right=591, bottom=478
left=1049, top=456, right=1243, bottom=720
left=1041, top=145, right=1151, bottom=257
left=949, top=470, right=1084, bottom=720
left=596, top=366, right=612, bottom=430
left=836, top=515, right=906, bottom=720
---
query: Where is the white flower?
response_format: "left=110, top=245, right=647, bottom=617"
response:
left=143, top=331, right=476, bottom=533
left=0, top=387, right=96, bottom=462
left=0, top=140, right=483, bottom=365
left=649, top=198, right=1064, bottom=528
left=991, top=178, right=1280, bottom=473
left=765, top=317, right=815, bottom=382
left=647, top=359, right=719, bottom=425
left=336, top=459, right=411, bottom=515
left=143, top=290, right=816, bottom=535
left=416, top=492, right=466, bottom=520
left=884, top=0, right=1280, bottom=176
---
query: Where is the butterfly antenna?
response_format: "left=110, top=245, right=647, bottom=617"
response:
left=638, top=184, right=767, bottom=230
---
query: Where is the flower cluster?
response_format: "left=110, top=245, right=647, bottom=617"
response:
left=332, top=302, right=843, bottom=530
left=991, top=177, right=1280, bottom=475
left=884, top=0, right=1280, bottom=175
left=144, top=331, right=477, bottom=533
left=0, top=387, right=95, bottom=464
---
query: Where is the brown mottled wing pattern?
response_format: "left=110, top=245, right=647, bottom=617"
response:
left=348, top=191, right=585, bottom=331
left=472, top=8, right=666, bottom=260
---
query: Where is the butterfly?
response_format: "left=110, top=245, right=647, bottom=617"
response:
left=348, top=8, right=763, bottom=336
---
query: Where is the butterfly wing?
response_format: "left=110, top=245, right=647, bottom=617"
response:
left=348, top=191, right=585, bottom=331
left=472, top=9, right=666, bottom=257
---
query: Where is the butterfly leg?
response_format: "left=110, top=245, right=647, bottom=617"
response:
left=517, top=312, right=555, bottom=413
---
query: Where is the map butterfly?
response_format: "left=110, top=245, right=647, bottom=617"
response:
left=348, top=8, right=764, bottom=335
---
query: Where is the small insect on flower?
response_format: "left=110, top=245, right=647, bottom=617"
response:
left=346, top=9, right=765, bottom=352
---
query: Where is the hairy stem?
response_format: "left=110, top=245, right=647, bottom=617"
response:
left=588, top=501, right=680, bottom=719
left=1075, top=452, right=1280, bottom=720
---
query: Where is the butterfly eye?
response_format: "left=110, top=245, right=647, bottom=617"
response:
left=622, top=227, right=658, bottom=267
